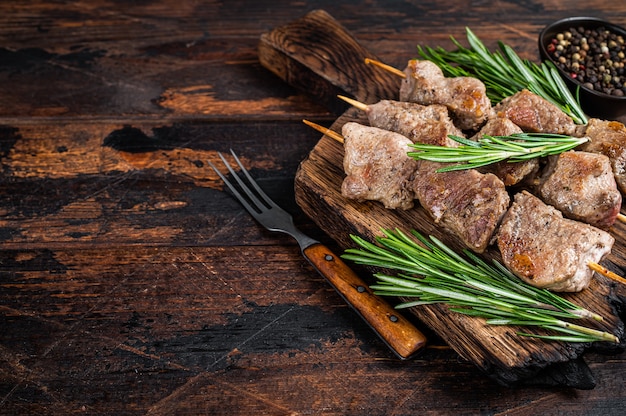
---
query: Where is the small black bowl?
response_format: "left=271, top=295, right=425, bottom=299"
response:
left=538, top=17, right=626, bottom=121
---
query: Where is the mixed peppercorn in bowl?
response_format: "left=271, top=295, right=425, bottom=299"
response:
left=539, top=17, right=626, bottom=120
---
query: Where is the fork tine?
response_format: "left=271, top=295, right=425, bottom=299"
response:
left=217, top=151, right=270, bottom=212
left=227, top=149, right=278, bottom=209
left=208, top=154, right=262, bottom=215
left=209, top=150, right=279, bottom=216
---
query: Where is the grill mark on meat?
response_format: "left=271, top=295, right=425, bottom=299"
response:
left=494, top=89, right=577, bottom=135
left=577, top=118, right=626, bottom=194
left=533, top=151, right=621, bottom=230
left=497, top=191, right=614, bottom=292
left=413, top=161, right=509, bottom=253
left=399, top=59, right=493, bottom=131
left=341, top=122, right=418, bottom=210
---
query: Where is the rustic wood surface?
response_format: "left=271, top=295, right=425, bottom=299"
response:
left=1, top=1, right=626, bottom=414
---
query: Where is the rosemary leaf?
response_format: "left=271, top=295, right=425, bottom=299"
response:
left=516, top=333, right=602, bottom=343
left=408, top=133, right=588, bottom=172
left=343, top=229, right=617, bottom=343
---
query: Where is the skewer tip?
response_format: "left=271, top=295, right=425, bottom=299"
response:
left=302, top=119, right=344, bottom=144
left=588, top=261, right=626, bottom=286
left=364, top=58, right=406, bottom=79
left=617, top=213, right=626, bottom=224
left=337, top=95, right=369, bottom=112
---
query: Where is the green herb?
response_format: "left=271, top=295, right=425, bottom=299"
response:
left=342, top=228, right=618, bottom=343
left=417, top=27, right=588, bottom=125
left=407, top=132, right=588, bottom=172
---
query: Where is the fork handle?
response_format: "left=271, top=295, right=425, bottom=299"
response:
left=302, top=243, right=427, bottom=359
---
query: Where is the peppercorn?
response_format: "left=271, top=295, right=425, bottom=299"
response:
left=547, top=25, right=626, bottom=96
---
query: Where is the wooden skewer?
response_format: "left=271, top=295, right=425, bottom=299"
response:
left=364, top=58, right=406, bottom=79
left=618, top=213, right=626, bottom=224
left=588, top=262, right=626, bottom=286
left=337, top=95, right=368, bottom=112
left=302, top=119, right=344, bottom=144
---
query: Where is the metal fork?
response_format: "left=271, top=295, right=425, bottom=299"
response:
left=209, top=150, right=427, bottom=359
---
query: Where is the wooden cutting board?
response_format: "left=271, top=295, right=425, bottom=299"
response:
left=259, top=9, right=626, bottom=388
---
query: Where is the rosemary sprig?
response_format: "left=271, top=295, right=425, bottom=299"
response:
left=417, top=27, right=588, bottom=125
left=407, top=132, right=589, bottom=172
left=342, top=228, right=618, bottom=343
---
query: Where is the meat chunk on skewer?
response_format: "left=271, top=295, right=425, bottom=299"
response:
left=413, top=161, right=510, bottom=253
left=497, top=191, right=614, bottom=292
left=341, top=122, right=418, bottom=210
left=355, top=100, right=509, bottom=253
left=494, top=89, right=577, bottom=135
left=532, top=151, right=621, bottom=230
left=577, top=118, right=626, bottom=194
left=471, top=116, right=539, bottom=186
left=364, top=100, right=464, bottom=146
left=399, top=59, right=493, bottom=131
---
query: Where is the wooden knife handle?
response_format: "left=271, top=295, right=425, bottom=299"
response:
left=302, top=243, right=427, bottom=359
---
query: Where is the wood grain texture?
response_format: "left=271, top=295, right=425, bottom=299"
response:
left=1, top=1, right=626, bottom=414
left=259, top=10, right=402, bottom=114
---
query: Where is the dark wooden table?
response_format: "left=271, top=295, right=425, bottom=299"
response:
left=1, top=1, right=626, bottom=414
